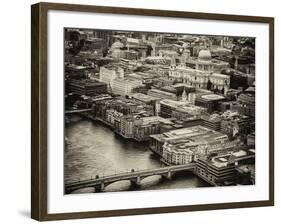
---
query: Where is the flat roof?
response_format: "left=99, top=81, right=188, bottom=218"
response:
left=138, top=116, right=174, bottom=125
left=160, top=99, right=206, bottom=114
left=201, top=94, right=225, bottom=100
left=131, top=93, right=159, bottom=102
left=211, top=73, right=230, bottom=78
left=148, top=89, right=176, bottom=96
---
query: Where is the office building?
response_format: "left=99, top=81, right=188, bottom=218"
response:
left=150, top=126, right=239, bottom=160
left=231, top=89, right=255, bottom=117
left=220, top=110, right=253, bottom=138
left=147, top=89, right=178, bottom=101
left=159, top=99, right=207, bottom=119
left=196, top=149, right=255, bottom=186
left=99, top=65, right=124, bottom=87
left=134, top=116, right=174, bottom=141
left=66, top=79, right=107, bottom=96
left=112, top=78, right=143, bottom=96
left=201, top=114, right=222, bottom=131
left=195, top=93, right=225, bottom=113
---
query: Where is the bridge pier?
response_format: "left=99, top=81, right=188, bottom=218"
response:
left=131, top=176, right=141, bottom=188
left=95, top=182, right=105, bottom=192
left=162, top=170, right=172, bottom=180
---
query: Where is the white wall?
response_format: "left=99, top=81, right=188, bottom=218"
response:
left=0, top=0, right=280, bottom=223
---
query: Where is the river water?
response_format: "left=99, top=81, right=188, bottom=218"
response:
left=65, top=116, right=209, bottom=193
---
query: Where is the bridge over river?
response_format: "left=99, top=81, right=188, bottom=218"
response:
left=65, top=108, right=92, bottom=114
left=65, top=163, right=196, bottom=193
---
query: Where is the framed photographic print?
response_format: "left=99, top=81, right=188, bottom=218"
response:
left=31, top=2, right=274, bottom=221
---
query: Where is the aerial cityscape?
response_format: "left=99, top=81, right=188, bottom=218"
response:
left=64, top=28, right=255, bottom=194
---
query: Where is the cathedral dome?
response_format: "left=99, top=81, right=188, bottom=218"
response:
left=198, top=49, right=212, bottom=61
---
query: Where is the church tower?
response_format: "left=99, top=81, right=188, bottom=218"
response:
left=181, top=87, right=187, bottom=102
left=171, top=56, right=176, bottom=66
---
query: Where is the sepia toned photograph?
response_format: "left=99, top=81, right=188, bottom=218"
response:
left=64, top=28, right=256, bottom=194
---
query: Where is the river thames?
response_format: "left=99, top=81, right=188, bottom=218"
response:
left=64, top=116, right=209, bottom=193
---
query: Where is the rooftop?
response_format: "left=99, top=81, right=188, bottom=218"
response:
left=152, top=125, right=228, bottom=144
left=66, top=64, right=87, bottom=70
left=130, top=93, right=159, bottom=102
left=211, top=73, right=230, bottom=78
left=201, top=94, right=225, bottom=101
left=211, top=149, right=252, bottom=168
left=201, top=114, right=222, bottom=123
left=148, top=89, right=177, bottom=97
left=136, top=116, right=174, bottom=126
left=220, top=110, right=250, bottom=121
left=172, top=83, right=194, bottom=89
left=160, top=99, right=207, bottom=115
left=156, top=126, right=234, bottom=155
left=67, top=79, right=107, bottom=86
